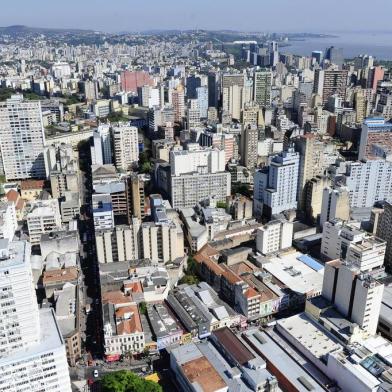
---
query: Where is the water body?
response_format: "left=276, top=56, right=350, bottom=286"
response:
left=280, top=31, right=392, bottom=60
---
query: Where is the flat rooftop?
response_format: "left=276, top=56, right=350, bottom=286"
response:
left=263, top=251, right=324, bottom=295
left=277, top=313, right=342, bottom=359
left=243, top=329, right=326, bottom=391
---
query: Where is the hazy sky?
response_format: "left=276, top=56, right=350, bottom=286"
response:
left=1, top=0, right=392, bottom=33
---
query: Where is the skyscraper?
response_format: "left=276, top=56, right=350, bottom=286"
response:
left=0, top=239, right=71, bottom=391
left=325, top=46, right=344, bottom=68
left=0, top=95, right=46, bottom=180
left=253, top=69, right=272, bottom=108
left=313, top=69, right=348, bottom=105
left=241, top=125, right=258, bottom=169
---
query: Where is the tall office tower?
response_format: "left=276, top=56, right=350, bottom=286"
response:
left=253, top=148, right=300, bottom=218
left=0, top=95, right=46, bottom=181
left=253, top=69, right=272, bottom=107
left=319, top=187, right=350, bottom=227
left=312, top=50, right=323, bottom=64
left=241, top=125, right=258, bottom=169
left=222, top=73, right=245, bottom=120
left=367, top=66, right=384, bottom=92
left=293, top=81, right=313, bottom=113
left=112, top=124, right=139, bottom=171
left=208, top=71, right=221, bottom=108
left=325, top=46, right=344, bottom=68
left=171, top=86, right=185, bottom=123
left=0, top=239, right=71, bottom=391
left=186, top=75, right=202, bottom=99
left=359, top=118, right=392, bottom=160
left=377, top=202, right=392, bottom=272
left=313, top=69, right=348, bottom=105
left=196, top=86, right=208, bottom=118
left=137, top=85, right=160, bottom=108
left=91, top=124, right=113, bottom=165
left=354, top=90, right=366, bottom=123
left=322, top=259, right=384, bottom=335
left=269, top=41, right=279, bottom=66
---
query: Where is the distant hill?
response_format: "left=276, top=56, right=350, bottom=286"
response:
left=0, top=25, right=98, bottom=35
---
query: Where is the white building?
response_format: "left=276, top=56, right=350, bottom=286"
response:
left=0, top=202, right=17, bottom=241
left=0, top=239, right=71, bottom=392
left=254, top=148, right=300, bottom=217
left=91, top=124, right=112, bottom=165
left=26, top=200, right=62, bottom=245
left=322, top=260, right=384, bottom=335
left=0, top=95, right=46, bottom=180
left=112, top=124, right=139, bottom=171
left=92, top=194, right=114, bottom=230
left=321, top=220, right=386, bottom=272
left=170, top=148, right=225, bottom=176
left=256, top=218, right=293, bottom=255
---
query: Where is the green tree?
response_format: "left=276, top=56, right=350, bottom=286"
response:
left=139, top=301, right=147, bottom=315
left=101, top=370, right=162, bottom=392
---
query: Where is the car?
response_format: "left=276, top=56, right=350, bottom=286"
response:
left=93, top=369, right=99, bottom=378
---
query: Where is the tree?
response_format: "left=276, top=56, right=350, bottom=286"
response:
left=178, top=256, right=200, bottom=285
left=139, top=301, right=147, bottom=315
left=101, top=370, right=162, bottom=392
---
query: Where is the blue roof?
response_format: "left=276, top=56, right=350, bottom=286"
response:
left=297, top=254, right=324, bottom=272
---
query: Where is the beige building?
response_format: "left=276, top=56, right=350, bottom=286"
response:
left=304, top=176, right=331, bottom=224
left=96, top=220, right=141, bottom=264
left=141, top=222, right=184, bottom=263
left=320, top=186, right=350, bottom=228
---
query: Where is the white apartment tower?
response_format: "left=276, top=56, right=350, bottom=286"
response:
left=112, top=124, right=139, bottom=171
left=0, top=95, right=46, bottom=180
left=0, top=239, right=71, bottom=391
left=253, top=148, right=300, bottom=217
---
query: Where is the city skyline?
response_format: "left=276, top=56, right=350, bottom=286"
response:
left=1, top=0, right=392, bottom=33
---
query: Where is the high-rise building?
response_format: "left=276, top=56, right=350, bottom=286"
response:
left=325, top=46, right=344, bottom=68
left=128, top=173, right=146, bottom=220
left=207, top=71, right=221, bottom=108
left=0, top=95, right=46, bottom=180
left=120, top=70, right=153, bottom=93
left=322, top=259, right=384, bottom=335
left=96, top=220, right=141, bottom=264
left=253, top=148, right=300, bottom=217
left=186, top=75, right=202, bottom=99
left=367, top=66, right=384, bottom=92
left=91, top=124, right=113, bottom=165
left=196, top=86, right=208, bottom=118
left=377, top=202, right=392, bottom=272
left=312, top=50, right=323, bottom=64
left=253, top=69, right=272, bottom=107
left=222, top=73, right=245, bottom=120
left=359, top=118, right=392, bottom=160
left=0, top=239, right=71, bottom=391
left=0, top=202, right=17, bottom=241
left=171, top=86, right=185, bottom=123
left=112, top=124, right=139, bottom=171
left=313, top=69, right=348, bottom=105
left=241, top=125, right=258, bottom=169
left=319, top=187, right=350, bottom=227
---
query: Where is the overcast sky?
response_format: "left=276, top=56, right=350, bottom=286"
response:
left=1, top=0, right=392, bottom=33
